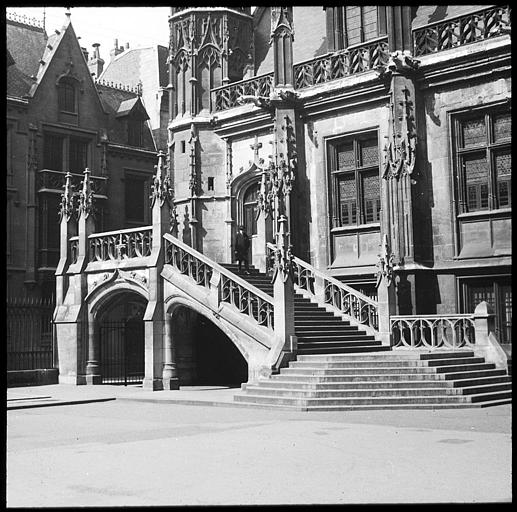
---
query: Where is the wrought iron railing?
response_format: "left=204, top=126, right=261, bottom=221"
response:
left=267, top=243, right=378, bottom=332
left=164, top=234, right=274, bottom=330
left=7, top=296, right=55, bottom=371
left=37, top=169, right=108, bottom=197
left=211, top=72, right=274, bottom=112
left=89, top=227, right=152, bottom=262
left=391, top=314, right=476, bottom=349
left=413, top=5, right=511, bottom=57
left=294, top=37, right=389, bottom=89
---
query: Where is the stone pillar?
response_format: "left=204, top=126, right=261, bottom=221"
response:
left=271, top=7, right=295, bottom=89
left=85, top=310, right=101, bottom=384
left=162, top=311, right=179, bottom=390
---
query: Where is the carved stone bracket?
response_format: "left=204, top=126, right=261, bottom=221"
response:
left=377, top=50, right=420, bottom=79
left=376, top=234, right=395, bottom=288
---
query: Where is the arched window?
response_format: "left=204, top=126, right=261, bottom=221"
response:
left=243, top=182, right=259, bottom=236
left=58, top=78, right=77, bottom=113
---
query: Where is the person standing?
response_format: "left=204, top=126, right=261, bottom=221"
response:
left=234, top=225, right=251, bottom=274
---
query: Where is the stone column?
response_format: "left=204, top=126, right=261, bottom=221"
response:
left=162, top=311, right=179, bottom=390
left=85, top=310, right=101, bottom=384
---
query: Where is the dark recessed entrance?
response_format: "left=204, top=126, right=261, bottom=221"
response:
left=99, top=295, right=146, bottom=385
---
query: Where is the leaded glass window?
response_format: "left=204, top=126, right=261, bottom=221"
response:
left=331, top=133, right=380, bottom=227
left=454, top=108, right=511, bottom=213
left=58, top=78, right=76, bottom=113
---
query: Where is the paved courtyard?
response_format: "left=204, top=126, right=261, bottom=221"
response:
left=6, top=392, right=512, bottom=506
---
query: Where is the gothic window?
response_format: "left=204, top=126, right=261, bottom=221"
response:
left=58, top=77, right=77, bottom=113
left=43, top=133, right=89, bottom=173
left=243, top=182, right=259, bottom=236
left=330, top=132, right=380, bottom=227
left=453, top=107, right=511, bottom=213
left=326, top=6, right=387, bottom=51
left=125, top=172, right=151, bottom=227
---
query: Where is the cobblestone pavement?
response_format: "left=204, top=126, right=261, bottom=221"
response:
left=7, top=396, right=512, bottom=506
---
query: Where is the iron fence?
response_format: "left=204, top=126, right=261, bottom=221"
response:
left=7, top=296, right=56, bottom=371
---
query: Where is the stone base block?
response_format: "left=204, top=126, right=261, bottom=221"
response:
left=85, top=374, right=102, bottom=385
left=162, top=377, right=180, bottom=390
left=59, top=374, right=87, bottom=385
left=143, top=378, right=164, bottom=391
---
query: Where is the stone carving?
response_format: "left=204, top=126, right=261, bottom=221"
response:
left=377, top=50, right=420, bottom=78
left=188, top=124, right=199, bottom=196
left=271, top=215, right=294, bottom=283
left=59, top=172, right=75, bottom=221
left=376, top=234, right=395, bottom=288
left=151, top=150, right=173, bottom=207
left=382, top=86, right=417, bottom=179
left=78, top=168, right=94, bottom=219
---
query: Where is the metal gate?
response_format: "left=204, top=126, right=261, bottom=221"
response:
left=100, top=319, right=145, bottom=385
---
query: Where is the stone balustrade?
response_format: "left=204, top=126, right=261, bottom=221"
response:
left=88, top=227, right=152, bottom=262
left=413, top=5, right=511, bottom=57
left=211, top=72, right=274, bottom=112
left=267, top=243, right=379, bottom=333
left=164, top=234, right=274, bottom=330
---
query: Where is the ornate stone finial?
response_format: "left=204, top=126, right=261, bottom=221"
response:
left=382, top=86, right=417, bottom=180
left=270, top=7, right=294, bottom=42
left=59, top=172, right=75, bottom=221
left=272, top=215, right=294, bottom=282
left=188, top=124, right=199, bottom=196
left=79, top=168, right=94, bottom=218
left=151, top=150, right=173, bottom=207
left=376, top=234, right=395, bottom=288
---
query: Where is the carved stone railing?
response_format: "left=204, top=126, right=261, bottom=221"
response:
left=391, top=314, right=476, bottom=349
left=164, top=234, right=274, bottom=330
left=267, top=243, right=379, bottom=333
left=38, top=169, right=108, bottom=198
left=89, top=227, right=152, bottom=262
left=413, top=5, right=511, bottom=57
left=211, top=72, right=274, bottom=112
left=294, top=37, right=389, bottom=89
left=69, top=236, right=79, bottom=264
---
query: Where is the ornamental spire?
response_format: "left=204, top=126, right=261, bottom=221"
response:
left=79, top=168, right=93, bottom=218
left=59, top=172, right=75, bottom=221
left=151, top=150, right=173, bottom=207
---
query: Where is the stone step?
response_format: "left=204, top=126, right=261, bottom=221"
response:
left=297, top=334, right=376, bottom=342
left=295, top=351, right=476, bottom=362
left=295, top=319, right=350, bottom=326
left=271, top=368, right=508, bottom=382
left=288, top=357, right=485, bottom=369
left=295, top=327, right=360, bottom=334
left=240, top=382, right=511, bottom=398
left=297, top=345, right=390, bottom=355
left=250, top=375, right=511, bottom=390
left=279, top=363, right=494, bottom=375
left=234, top=390, right=512, bottom=407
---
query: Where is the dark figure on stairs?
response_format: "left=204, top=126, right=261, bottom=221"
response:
left=234, top=225, right=251, bottom=274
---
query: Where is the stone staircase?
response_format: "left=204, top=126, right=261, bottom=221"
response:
left=221, top=264, right=511, bottom=410
left=220, top=263, right=388, bottom=355
left=234, top=350, right=512, bottom=410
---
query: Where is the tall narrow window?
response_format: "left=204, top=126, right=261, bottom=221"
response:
left=243, top=183, right=259, bottom=236
left=43, top=134, right=64, bottom=171
left=331, top=132, right=380, bottom=227
left=58, top=78, right=77, bottom=113
left=454, top=108, right=511, bottom=213
left=125, top=173, right=150, bottom=226
left=128, top=118, right=143, bottom=147
left=69, top=137, right=88, bottom=173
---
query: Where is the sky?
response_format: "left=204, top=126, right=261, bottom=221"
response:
left=6, top=6, right=171, bottom=59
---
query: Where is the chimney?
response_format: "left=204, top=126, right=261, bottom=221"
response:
left=110, top=38, right=124, bottom=61
left=125, top=42, right=129, bottom=50
left=81, top=46, right=89, bottom=62
left=88, top=43, right=104, bottom=78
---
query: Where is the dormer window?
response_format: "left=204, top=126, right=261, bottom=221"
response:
left=58, top=77, right=77, bottom=113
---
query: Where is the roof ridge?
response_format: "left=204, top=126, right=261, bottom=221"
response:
left=96, top=78, right=142, bottom=95
left=6, top=11, right=45, bottom=31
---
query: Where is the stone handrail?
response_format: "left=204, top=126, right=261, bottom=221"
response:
left=267, top=242, right=379, bottom=332
left=211, top=72, right=274, bottom=112
left=164, top=234, right=274, bottom=330
left=391, top=314, right=475, bottom=350
left=89, top=227, right=153, bottom=262
left=413, top=5, right=511, bottom=57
